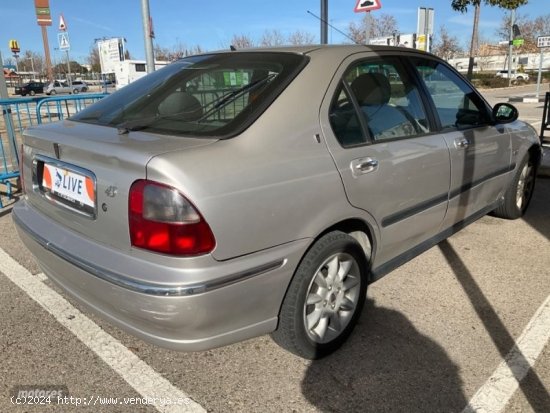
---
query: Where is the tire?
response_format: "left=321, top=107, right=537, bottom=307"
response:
left=50, top=90, right=56, bottom=95
left=271, top=231, right=368, bottom=359
left=493, top=154, right=536, bottom=219
left=73, top=89, right=79, bottom=94
left=29, top=90, right=35, bottom=96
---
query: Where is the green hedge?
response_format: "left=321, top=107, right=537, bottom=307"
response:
left=469, top=71, right=550, bottom=88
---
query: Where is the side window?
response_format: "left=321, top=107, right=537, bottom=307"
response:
left=329, top=85, right=365, bottom=147
left=413, top=58, right=491, bottom=129
left=329, top=57, right=431, bottom=146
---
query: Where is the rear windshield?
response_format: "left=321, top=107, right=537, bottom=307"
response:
left=71, top=52, right=308, bottom=138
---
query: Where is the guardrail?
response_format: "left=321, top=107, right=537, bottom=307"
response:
left=541, top=92, right=550, bottom=145
left=0, top=93, right=108, bottom=208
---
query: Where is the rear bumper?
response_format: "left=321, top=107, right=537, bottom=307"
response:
left=13, top=199, right=309, bottom=351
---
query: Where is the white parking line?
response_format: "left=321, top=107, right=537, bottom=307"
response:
left=0, top=248, right=206, bottom=413
left=462, top=295, right=550, bottom=413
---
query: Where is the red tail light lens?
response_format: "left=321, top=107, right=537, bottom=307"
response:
left=129, top=180, right=215, bottom=256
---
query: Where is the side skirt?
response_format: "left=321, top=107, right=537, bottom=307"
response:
left=370, top=200, right=502, bottom=283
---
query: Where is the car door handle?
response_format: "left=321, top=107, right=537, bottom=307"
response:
left=351, top=158, right=379, bottom=177
left=455, top=137, right=470, bottom=149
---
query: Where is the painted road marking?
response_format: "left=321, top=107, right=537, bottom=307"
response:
left=0, top=248, right=206, bottom=413
left=462, top=295, right=550, bottom=413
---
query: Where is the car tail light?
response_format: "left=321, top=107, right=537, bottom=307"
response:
left=128, top=180, right=215, bottom=256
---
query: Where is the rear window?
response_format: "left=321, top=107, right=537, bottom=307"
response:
left=71, top=52, right=308, bottom=138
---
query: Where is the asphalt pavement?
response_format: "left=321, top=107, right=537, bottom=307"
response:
left=0, top=84, right=549, bottom=413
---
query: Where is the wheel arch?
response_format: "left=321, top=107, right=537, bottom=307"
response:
left=528, top=143, right=542, bottom=169
left=315, top=218, right=375, bottom=272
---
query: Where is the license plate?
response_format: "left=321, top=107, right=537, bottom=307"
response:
left=41, top=161, right=96, bottom=216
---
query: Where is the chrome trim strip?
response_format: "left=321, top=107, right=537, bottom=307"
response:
left=14, top=213, right=286, bottom=296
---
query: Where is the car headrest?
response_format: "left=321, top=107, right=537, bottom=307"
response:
left=350, top=73, right=391, bottom=106
left=158, top=92, right=203, bottom=120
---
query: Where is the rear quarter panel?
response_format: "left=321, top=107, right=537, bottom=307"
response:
left=146, top=51, right=379, bottom=261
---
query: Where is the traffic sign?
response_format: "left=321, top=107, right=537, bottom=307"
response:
left=354, top=0, right=382, bottom=13
left=512, top=38, right=524, bottom=47
left=538, top=36, right=550, bottom=48
left=58, top=32, right=70, bottom=50
left=59, top=14, right=67, bottom=31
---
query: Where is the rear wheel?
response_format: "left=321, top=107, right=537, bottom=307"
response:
left=29, top=90, right=36, bottom=96
left=271, top=231, right=368, bottom=359
left=493, top=155, right=536, bottom=219
left=73, top=89, right=79, bottom=94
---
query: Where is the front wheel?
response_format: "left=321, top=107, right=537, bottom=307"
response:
left=73, top=89, right=79, bottom=94
left=49, top=90, right=56, bottom=95
left=493, top=154, right=536, bottom=219
left=29, top=90, right=36, bottom=96
left=271, top=231, right=368, bottom=359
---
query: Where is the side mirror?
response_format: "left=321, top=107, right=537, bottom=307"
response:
left=492, top=103, right=518, bottom=124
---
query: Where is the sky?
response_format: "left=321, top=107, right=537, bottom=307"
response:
left=0, top=0, right=547, bottom=65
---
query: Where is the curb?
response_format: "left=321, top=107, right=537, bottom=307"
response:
left=509, top=96, right=546, bottom=103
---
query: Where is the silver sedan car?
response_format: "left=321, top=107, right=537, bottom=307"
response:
left=14, top=45, right=541, bottom=359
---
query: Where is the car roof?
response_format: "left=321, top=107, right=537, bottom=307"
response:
left=191, top=44, right=431, bottom=60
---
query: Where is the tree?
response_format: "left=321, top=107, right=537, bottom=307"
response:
left=260, top=29, right=285, bottom=47
left=348, top=13, right=399, bottom=44
left=287, top=30, right=315, bottom=46
left=230, top=34, right=254, bottom=49
left=17, top=50, right=44, bottom=77
left=432, top=26, right=463, bottom=61
left=154, top=44, right=172, bottom=61
left=54, top=61, right=87, bottom=77
left=87, top=46, right=101, bottom=73
left=451, top=0, right=529, bottom=79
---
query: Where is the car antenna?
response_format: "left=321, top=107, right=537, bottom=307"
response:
left=230, top=45, right=236, bottom=51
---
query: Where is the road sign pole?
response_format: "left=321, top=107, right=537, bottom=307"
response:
left=0, top=50, right=10, bottom=99
left=320, top=0, right=328, bottom=44
left=65, top=50, right=71, bottom=86
left=141, top=0, right=155, bottom=73
left=508, top=9, right=515, bottom=87
left=537, top=48, right=544, bottom=98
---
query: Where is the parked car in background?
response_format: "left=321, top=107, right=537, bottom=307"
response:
left=46, top=80, right=88, bottom=95
left=14, top=45, right=542, bottom=360
left=495, top=70, right=529, bottom=82
left=71, top=81, right=89, bottom=93
left=14, top=82, right=45, bottom=96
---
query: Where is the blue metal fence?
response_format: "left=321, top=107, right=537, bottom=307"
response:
left=0, top=93, right=107, bottom=208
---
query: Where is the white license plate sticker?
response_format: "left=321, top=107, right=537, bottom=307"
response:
left=42, top=163, right=95, bottom=210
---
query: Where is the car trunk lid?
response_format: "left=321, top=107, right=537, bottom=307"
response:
left=22, top=120, right=217, bottom=251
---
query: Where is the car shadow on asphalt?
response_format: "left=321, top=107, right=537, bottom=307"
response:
left=438, top=240, right=550, bottom=412
left=301, top=298, right=467, bottom=412
left=522, top=176, right=550, bottom=241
